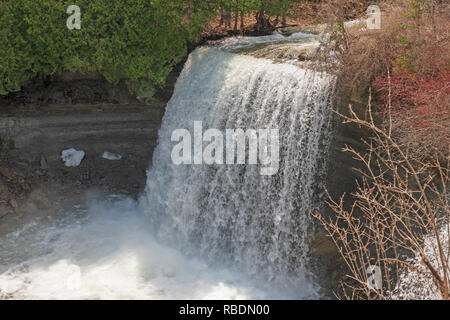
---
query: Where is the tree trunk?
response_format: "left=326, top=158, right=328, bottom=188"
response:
left=255, top=10, right=271, bottom=31
left=219, top=8, right=224, bottom=26
left=225, top=11, right=231, bottom=29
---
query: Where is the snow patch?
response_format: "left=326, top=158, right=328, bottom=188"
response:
left=61, top=148, right=85, bottom=167
left=393, top=227, right=449, bottom=300
left=102, top=151, right=122, bottom=161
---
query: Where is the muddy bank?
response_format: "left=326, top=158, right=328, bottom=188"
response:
left=0, top=55, right=183, bottom=221
left=0, top=104, right=165, bottom=223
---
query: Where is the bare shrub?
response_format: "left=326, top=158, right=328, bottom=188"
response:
left=314, top=0, right=449, bottom=96
left=313, top=98, right=449, bottom=299
left=314, top=1, right=403, bottom=94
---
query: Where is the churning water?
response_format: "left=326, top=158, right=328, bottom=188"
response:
left=0, top=196, right=278, bottom=299
left=0, top=33, right=336, bottom=299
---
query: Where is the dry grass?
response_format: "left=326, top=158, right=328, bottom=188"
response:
left=314, top=0, right=449, bottom=93
left=313, top=0, right=449, bottom=158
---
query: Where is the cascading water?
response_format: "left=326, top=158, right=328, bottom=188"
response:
left=0, top=33, right=336, bottom=299
left=146, top=45, right=336, bottom=296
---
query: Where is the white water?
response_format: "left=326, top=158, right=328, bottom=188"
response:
left=0, top=35, right=336, bottom=300
left=210, top=31, right=318, bottom=52
left=146, top=47, right=335, bottom=296
left=0, top=196, right=283, bottom=299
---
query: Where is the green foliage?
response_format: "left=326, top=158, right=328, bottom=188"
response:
left=404, top=0, right=424, bottom=20
left=0, top=0, right=67, bottom=94
left=393, top=0, right=426, bottom=74
left=0, top=0, right=218, bottom=97
left=0, top=0, right=306, bottom=97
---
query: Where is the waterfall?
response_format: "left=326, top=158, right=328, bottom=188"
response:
left=146, top=46, right=336, bottom=293
left=0, top=34, right=337, bottom=300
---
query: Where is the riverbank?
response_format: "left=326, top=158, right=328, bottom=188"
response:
left=0, top=104, right=165, bottom=222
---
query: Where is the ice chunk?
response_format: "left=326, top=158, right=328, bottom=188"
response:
left=102, top=151, right=122, bottom=161
left=61, top=148, right=85, bottom=167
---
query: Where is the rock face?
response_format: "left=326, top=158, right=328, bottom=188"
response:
left=309, top=93, right=372, bottom=298
left=0, top=163, right=31, bottom=217
left=327, top=93, right=372, bottom=205
left=0, top=104, right=165, bottom=215
left=0, top=72, right=137, bottom=107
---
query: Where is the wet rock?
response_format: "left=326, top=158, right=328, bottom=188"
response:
left=0, top=204, right=9, bottom=217
left=0, top=164, right=31, bottom=196
left=1, top=74, right=139, bottom=106
left=40, top=155, right=49, bottom=169
left=30, top=189, right=51, bottom=209
left=310, top=228, right=346, bottom=299
left=102, top=151, right=122, bottom=161
left=280, top=23, right=327, bottom=35
left=18, top=201, right=38, bottom=215
left=0, top=181, right=8, bottom=195
left=9, top=199, right=18, bottom=210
